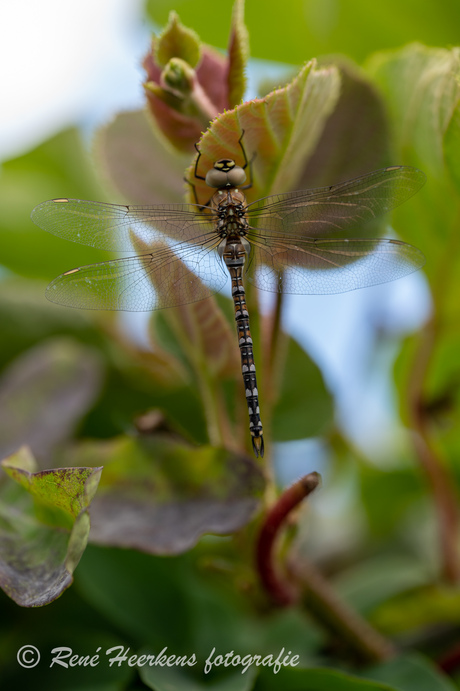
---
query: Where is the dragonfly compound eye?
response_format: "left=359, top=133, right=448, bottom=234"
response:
left=205, top=162, right=246, bottom=189
left=226, top=166, right=247, bottom=187
left=206, top=168, right=230, bottom=188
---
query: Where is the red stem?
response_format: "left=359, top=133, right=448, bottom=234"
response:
left=256, top=472, right=320, bottom=605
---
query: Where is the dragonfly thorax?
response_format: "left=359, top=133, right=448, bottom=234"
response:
left=205, top=159, right=247, bottom=189
left=210, top=188, right=249, bottom=240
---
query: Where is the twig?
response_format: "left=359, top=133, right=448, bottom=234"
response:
left=256, top=472, right=395, bottom=663
left=287, top=556, right=395, bottom=663
left=267, top=288, right=285, bottom=380
left=407, top=321, right=460, bottom=582
left=256, top=473, right=320, bottom=605
left=405, top=210, right=460, bottom=582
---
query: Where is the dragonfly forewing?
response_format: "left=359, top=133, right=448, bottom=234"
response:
left=31, top=198, right=215, bottom=251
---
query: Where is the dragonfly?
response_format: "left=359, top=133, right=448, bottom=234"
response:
left=31, top=133, right=426, bottom=458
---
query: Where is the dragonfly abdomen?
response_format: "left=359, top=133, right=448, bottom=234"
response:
left=223, top=239, right=264, bottom=459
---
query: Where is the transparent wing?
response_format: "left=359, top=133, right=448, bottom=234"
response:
left=31, top=198, right=215, bottom=251
left=246, top=167, right=426, bottom=239
left=46, top=240, right=228, bottom=311
left=246, top=237, right=426, bottom=295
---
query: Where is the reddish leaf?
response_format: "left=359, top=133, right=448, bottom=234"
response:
left=299, top=59, right=391, bottom=189
left=132, top=238, right=238, bottom=379
left=185, top=59, right=340, bottom=205
left=66, top=436, right=265, bottom=555
left=93, top=109, right=189, bottom=206
left=0, top=338, right=103, bottom=464
left=144, top=44, right=227, bottom=153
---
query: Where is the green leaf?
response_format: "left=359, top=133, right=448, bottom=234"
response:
left=2, top=448, right=101, bottom=522
left=255, top=609, right=324, bottom=660
left=146, top=0, right=460, bottom=66
left=227, top=0, right=249, bottom=107
left=363, top=653, right=457, bottom=691
left=366, top=44, right=460, bottom=175
left=0, top=278, right=101, bottom=364
left=357, top=463, right=425, bottom=539
left=74, top=546, right=203, bottom=648
left=65, top=436, right=265, bottom=554
left=185, top=59, right=340, bottom=204
left=444, top=101, right=460, bottom=194
left=0, top=128, right=107, bottom=280
left=273, top=337, right=333, bottom=442
left=253, top=666, right=398, bottom=690
left=0, top=448, right=102, bottom=606
left=366, top=44, right=460, bottom=285
left=333, top=554, right=430, bottom=615
left=372, top=583, right=460, bottom=635
left=155, top=11, right=201, bottom=68
left=76, top=545, right=319, bottom=680
left=140, top=663, right=257, bottom=691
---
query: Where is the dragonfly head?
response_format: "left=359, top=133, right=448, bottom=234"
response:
left=206, top=159, right=247, bottom=189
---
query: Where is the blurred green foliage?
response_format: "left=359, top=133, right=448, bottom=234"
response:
left=146, top=0, right=460, bottom=65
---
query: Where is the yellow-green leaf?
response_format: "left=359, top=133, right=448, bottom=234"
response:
left=154, top=11, right=201, bottom=68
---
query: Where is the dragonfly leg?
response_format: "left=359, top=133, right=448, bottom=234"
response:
left=184, top=174, right=200, bottom=205
left=186, top=140, right=214, bottom=206
left=193, top=140, right=206, bottom=181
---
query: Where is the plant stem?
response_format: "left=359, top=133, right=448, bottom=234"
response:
left=256, top=473, right=320, bottom=605
left=256, top=472, right=395, bottom=664
left=196, top=366, right=229, bottom=448
left=407, top=315, right=460, bottom=583
left=287, top=555, right=396, bottom=663
left=267, top=288, right=284, bottom=380
left=407, top=213, right=460, bottom=583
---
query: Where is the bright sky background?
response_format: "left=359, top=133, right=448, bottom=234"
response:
left=0, top=0, right=431, bottom=481
left=0, top=0, right=147, bottom=160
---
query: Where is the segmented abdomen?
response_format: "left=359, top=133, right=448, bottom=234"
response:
left=224, top=241, right=264, bottom=458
